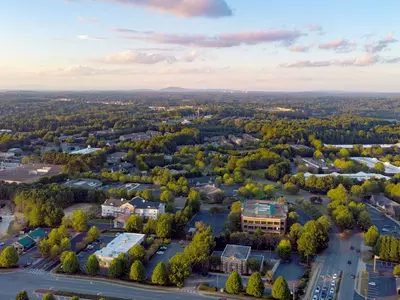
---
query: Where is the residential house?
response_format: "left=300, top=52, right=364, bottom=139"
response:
left=370, top=194, right=400, bottom=219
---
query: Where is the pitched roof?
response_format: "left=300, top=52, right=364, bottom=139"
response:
left=128, top=196, right=161, bottom=209
left=16, top=236, right=35, bottom=248
left=221, top=244, right=251, bottom=261
left=27, top=228, right=47, bottom=240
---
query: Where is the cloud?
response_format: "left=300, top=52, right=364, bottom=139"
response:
left=115, top=28, right=305, bottom=48
left=280, top=55, right=380, bottom=68
left=288, top=44, right=310, bottom=52
left=95, top=50, right=179, bottom=64
left=365, top=32, right=398, bottom=53
left=77, top=35, right=107, bottom=41
left=381, top=57, right=400, bottom=64
left=86, top=0, right=233, bottom=18
left=319, top=39, right=356, bottom=53
left=77, top=16, right=97, bottom=22
left=306, top=24, right=324, bottom=35
left=183, top=49, right=199, bottom=62
left=38, top=65, right=121, bottom=76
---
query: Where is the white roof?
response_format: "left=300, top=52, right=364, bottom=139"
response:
left=351, top=157, right=400, bottom=174
left=324, top=143, right=400, bottom=149
left=70, top=147, right=101, bottom=155
left=94, top=233, right=145, bottom=259
left=301, top=171, right=390, bottom=180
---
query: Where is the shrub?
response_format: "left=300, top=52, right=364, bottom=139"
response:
left=199, top=284, right=217, bottom=292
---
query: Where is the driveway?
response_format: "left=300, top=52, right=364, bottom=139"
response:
left=188, top=211, right=228, bottom=236
left=145, top=242, right=184, bottom=277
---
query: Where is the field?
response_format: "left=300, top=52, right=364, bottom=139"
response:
left=63, top=203, right=99, bottom=217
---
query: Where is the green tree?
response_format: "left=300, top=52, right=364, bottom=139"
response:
left=50, top=244, right=61, bottom=259
left=394, top=264, right=400, bottom=277
left=63, top=251, right=79, bottom=274
left=143, top=217, right=157, bottom=235
left=186, top=189, right=201, bottom=214
left=313, top=150, right=323, bottom=159
left=42, top=294, right=56, bottom=300
left=284, top=182, right=299, bottom=195
left=152, top=262, right=168, bottom=285
left=297, top=231, right=317, bottom=258
left=357, top=210, right=372, bottom=231
left=338, top=148, right=350, bottom=158
left=277, top=239, right=292, bottom=260
left=225, top=269, right=243, bottom=294
left=70, top=297, right=79, bottom=300
left=168, top=253, right=191, bottom=287
left=288, top=211, right=299, bottom=224
left=130, top=260, right=146, bottom=282
left=85, top=254, right=100, bottom=275
left=128, top=245, right=145, bottom=262
left=108, top=256, right=125, bottom=278
left=374, top=162, right=385, bottom=173
left=289, top=223, right=303, bottom=243
left=247, top=258, right=261, bottom=273
left=246, top=272, right=264, bottom=297
left=38, top=239, right=50, bottom=257
left=160, top=190, right=174, bottom=203
left=156, top=213, right=173, bottom=238
left=365, top=226, right=379, bottom=246
left=317, top=216, right=331, bottom=232
left=16, top=290, right=29, bottom=300
left=184, top=222, right=215, bottom=265
left=60, top=237, right=71, bottom=252
left=272, top=276, right=290, bottom=300
left=126, top=215, right=143, bottom=233
left=0, top=246, right=19, bottom=267
left=264, top=185, right=276, bottom=198
left=87, top=226, right=100, bottom=241
left=71, top=210, right=88, bottom=232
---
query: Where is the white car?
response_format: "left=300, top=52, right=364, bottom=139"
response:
left=313, top=295, right=318, bottom=300
left=331, top=280, right=336, bottom=287
left=368, top=282, right=376, bottom=286
left=156, top=251, right=164, bottom=255
left=0, top=242, right=5, bottom=246
left=330, top=287, right=334, bottom=294
left=315, top=286, right=321, bottom=293
left=332, top=273, right=338, bottom=279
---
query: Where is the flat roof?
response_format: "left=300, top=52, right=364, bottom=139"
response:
left=94, top=233, right=145, bottom=259
left=221, top=244, right=251, bottom=260
left=324, top=143, right=400, bottom=149
left=302, top=171, right=390, bottom=180
left=0, top=164, right=62, bottom=183
left=63, top=178, right=103, bottom=189
left=242, top=200, right=288, bottom=218
left=70, top=147, right=101, bottom=155
left=351, top=157, right=400, bottom=174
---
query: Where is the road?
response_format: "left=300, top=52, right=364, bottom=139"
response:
left=0, top=270, right=212, bottom=300
left=310, top=228, right=363, bottom=300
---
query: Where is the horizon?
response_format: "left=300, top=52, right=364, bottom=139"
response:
left=1, top=0, right=400, bottom=91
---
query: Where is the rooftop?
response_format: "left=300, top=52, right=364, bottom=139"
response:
left=70, top=146, right=101, bottom=155
left=0, top=164, right=62, bottom=184
left=351, top=157, right=400, bottom=174
left=94, top=233, right=145, bottom=259
left=16, top=236, right=35, bottom=248
left=221, top=244, right=251, bottom=261
left=324, top=143, right=400, bottom=149
left=242, top=200, right=288, bottom=218
left=103, top=196, right=162, bottom=209
left=302, top=171, right=390, bottom=180
left=63, top=178, right=103, bottom=189
left=27, top=228, right=47, bottom=240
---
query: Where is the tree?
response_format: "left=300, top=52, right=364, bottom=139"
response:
left=42, top=294, right=56, bottom=300
left=277, top=239, right=292, bottom=261
left=284, top=182, right=299, bottom=195
left=327, top=184, right=348, bottom=203
left=50, top=244, right=61, bottom=259
left=38, top=239, right=50, bottom=257
left=317, top=216, right=331, bottom=232
left=374, top=162, right=385, bottom=173
left=130, top=260, right=146, bottom=282
left=160, top=190, right=174, bottom=203
left=85, top=254, right=100, bottom=275
left=63, top=252, right=79, bottom=274
left=16, top=290, right=29, bottom=300
left=246, top=272, right=264, bottom=297
left=297, top=231, right=317, bottom=258
left=126, top=215, right=143, bottom=233
left=247, top=258, right=261, bottom=273
left=168, top=253, right=191, bottom=287
left=71, top=210, right=88, bottom=232
left=338, top=148, right=350, bottom=158
left=184, top=222, right=215, bottom=265
left=333, top=206, right=355, bottom=230
left=0, top=246, right=19, bottom=268
left=394, top=264, right=400, bottom=277
left=70, top=297, right=79, bottom=300
left=288, top=211, right=299, bottom=224
left=60, top=238, right=71, bottom=252
left=272, top=276, right=290, bottom=300
left=264, top=185, right=275, bottom=198
left=357, top=210, right=372, bottom=231
left=313, top=150, right=323, bottom=159
left=128, top=245, right=145, bottom=262
left=289, top=223, right=303, bottom=243
left=156, top=213, right=173, bottom=238
left=87, top=226, right=100, bottom=241
left=143, top=217, right=157, bottom=235
left=186, top=189, right=201, bottom=214
left=108, top=256, right=125, bottom=278
left=365, top=226, right=379, bottom=246
left=350, top=185, right=364, bottom=198
left=225, top=269, right=243, bottom=294
left=152, top=261, right=168, bottom=285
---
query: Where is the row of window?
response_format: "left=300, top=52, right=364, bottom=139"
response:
left=243, top=225, right=284, bottom=231
left=243, top=219, right=284, bottom=225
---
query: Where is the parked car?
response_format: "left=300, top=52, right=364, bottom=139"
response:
left=313, top=295, right=318, bottom=300
left=331, top=280, right=336, bottom=287
left=368, top=282, right=376, bottom=286
left=327, top=296, right=333, bottom=300
left=160, top=246, right=167, bottom=251
left=332, top=273, right=338, bottom=279
left=0, top=242, right=5, bottom=246
left=315, top=286, right=321, bottom=293
left=350, top=246, right=354, bottom=250
left=347, top=260, right=352, bottom=264
left=350, top=274, right=356, bottom=279
left=330, top=287, right=334, bottom=294
left=156, top=251, right=164, bottom=255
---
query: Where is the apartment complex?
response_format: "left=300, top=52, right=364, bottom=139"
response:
left=241, top=200, right=288, bottom=234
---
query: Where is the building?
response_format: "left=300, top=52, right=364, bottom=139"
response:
left=220, top=244, right=264, bottom=275
left=0, top=164, right=62, bottom=184
left=94, top=233, right=145, bottom=267
left=106, top=152, right=128, bottom=164
left=63, top=178, right=103, bottom=190
left=101, top=196, right=165, bottom=221
left=12, top=228, right=47, bottom=254
left=196, top=184, right=224, bottom=203
left=351, top=157, right=400, bottom=174
left=370, top=195, right=400, bottom=219
left=69, top=146, right=101, bottom=155
left=241, top=200, right=288, bottom=234
left=324, top=143, right=400, bottom=149
left=301, top=171, right=390, bottom=181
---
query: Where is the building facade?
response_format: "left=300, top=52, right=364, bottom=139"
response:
left=241, top=200, right=288, bottom=234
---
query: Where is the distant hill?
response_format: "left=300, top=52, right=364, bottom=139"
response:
left=159, top=87, right=189, bottom=92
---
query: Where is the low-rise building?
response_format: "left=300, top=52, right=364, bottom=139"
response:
left=241, top=200, right=288, bottom=234
left=94, top=233, right=145, bottom=267
left=219, top=244, right=264, bottom=275
left=12, top=228, right=47, bottom=254
left=370, top=195, right=400, bottom=219
left=301, top=171, right=391, bottom=181
left=101, top=196, right=165, bottom=221
left=69, top=146, right=101, bottom=155
left=63, top=178, right=103, bottom=190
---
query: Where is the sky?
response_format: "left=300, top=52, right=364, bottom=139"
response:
left=1, top=0, right=400, bottom=91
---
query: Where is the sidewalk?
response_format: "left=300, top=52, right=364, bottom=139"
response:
left=303, top=259, right=323, bottom=300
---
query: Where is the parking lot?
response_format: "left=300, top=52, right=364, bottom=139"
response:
left=367, top=205, right=400, bottom=238
left=188, top=211, right=228, bottom=236
left=145, top=241, right=184, bottom=277
left=367, top=271, right=397, bottom=299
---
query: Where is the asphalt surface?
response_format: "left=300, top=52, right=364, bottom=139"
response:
left=0, top=270, right=213, bottom=300
left=367, top=205, right=400, bottom=238
left=310, top=228, right=363, bottom=300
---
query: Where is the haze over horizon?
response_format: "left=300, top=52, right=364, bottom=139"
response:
left=2, top=0, right=400, bottom=92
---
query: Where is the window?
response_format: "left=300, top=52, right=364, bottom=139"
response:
left=261, top=221, right=266, bottom=224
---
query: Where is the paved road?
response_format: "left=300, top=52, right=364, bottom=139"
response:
left=367, top=205, right=400, bottom=238
left=0, top=270, right=213, bottom=300
left=310, top=228, right=363, bottom=300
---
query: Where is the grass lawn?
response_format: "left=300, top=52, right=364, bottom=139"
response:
left=245, top=169, right=266, bottom=179
left=359, top=270, right=369, bottom=297
left=362, top=250, right=374, bottom=264
left=90, top=218, right=114, bottom=224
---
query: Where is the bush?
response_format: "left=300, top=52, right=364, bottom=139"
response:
left=163, top=239, right=171, bottom=245
left=144, top=239, right=163, bottom=262
left=199, top=283, right=217, bottom=292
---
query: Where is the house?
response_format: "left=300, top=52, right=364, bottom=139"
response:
left=241, top=200, right=288, bottom=234
left=101, top=196, right=165, bottom=221
left=113, top=214, right=131, bottom=229
left=219, top=244, right=264, bottom=275
left=27, top=228, right=47, bottom=243
left=106, top=152, right=127, bottom=164
left=370, top=195, right=400, bottom=218
left=12, top=228, right=47, bottom=254
left=197, top=184, right=224, bottom=203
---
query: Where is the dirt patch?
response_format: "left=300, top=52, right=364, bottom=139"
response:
left=63, top=203, right=99, bottom=217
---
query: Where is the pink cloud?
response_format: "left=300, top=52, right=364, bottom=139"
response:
left=288, top=44, right=310, bottom=52
left=115, top=28, right=304, bottom=48
left=89, top=0, right=232, bottom=18
left=77, top=16, right=97, bottom=22
left=280, top=55, right=380, bottom=68
left=365, top=32, right=398, bottom=53
left=319, top=39, right=356, bottom=53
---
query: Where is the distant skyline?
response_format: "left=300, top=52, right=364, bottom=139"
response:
left=1, top=0, right=400, bottom=91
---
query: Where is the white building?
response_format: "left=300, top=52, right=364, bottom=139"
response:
left=70, top=146, right=101, bottom=155
left=301, top=171, right=390, bottom=181
left=101, top=196, right=165, bottom=220
left=351, top=157, right=400, bottom=174
left=94, top=233, right=145, bottom=267
left=324, top=143, right=400, bottom=149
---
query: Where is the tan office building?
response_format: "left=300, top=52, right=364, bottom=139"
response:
left=241, top=200, right=288, bottom=234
